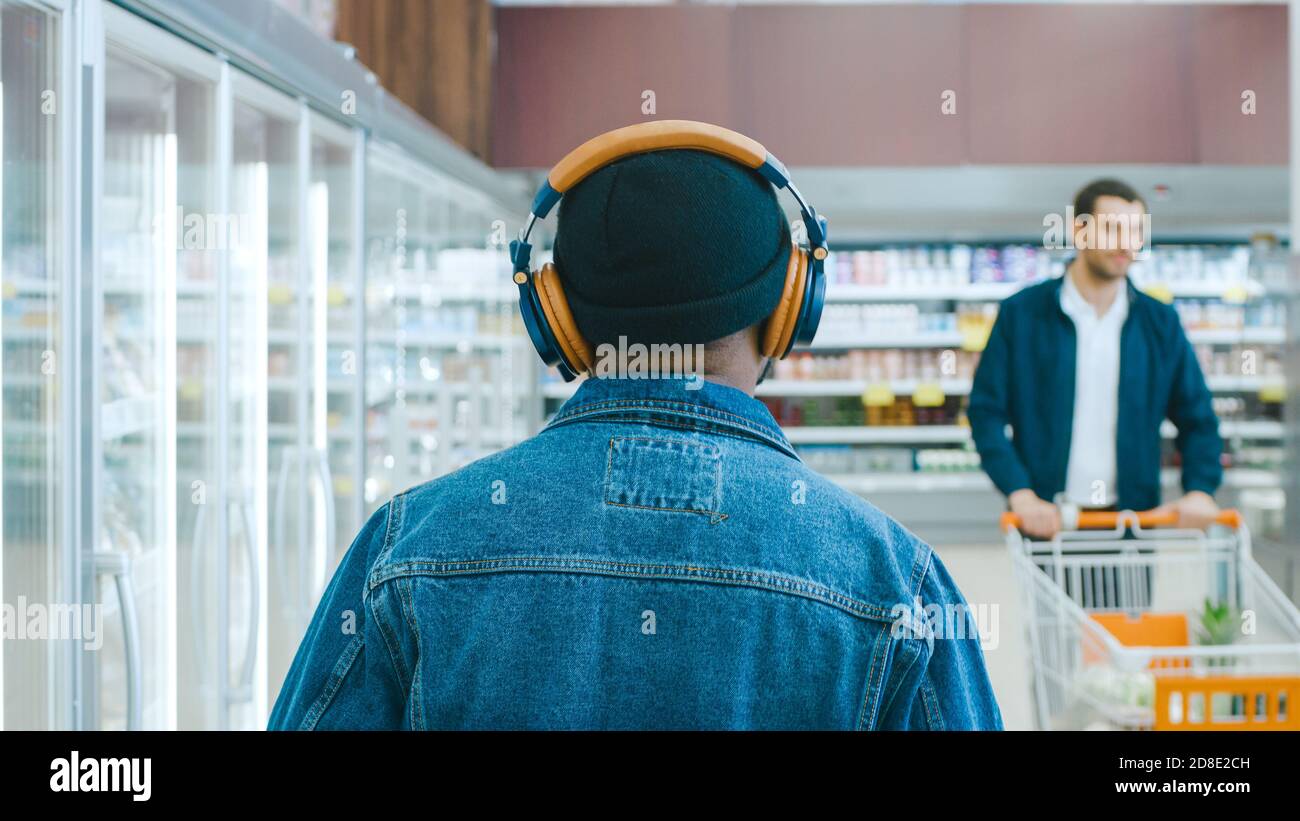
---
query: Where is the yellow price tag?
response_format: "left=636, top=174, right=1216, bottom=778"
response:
left=1142, top=283, right=1175, bottom=305
left=861, top=383, right=895, bottom=408
left=1, top=281, right=16, bottom=300
left=180, top=378, right=204, bottom=401
left=1259, top=383, right=1286, bottom=403
left=1222, top=284, right=1250, bottom=305
left=959, top=324, right=992, bottom=353
left=327, top=285, right=347, bottom=307
left=268, top=283, right=293, bottom=305
left=913, top=382, right=946, bottom=408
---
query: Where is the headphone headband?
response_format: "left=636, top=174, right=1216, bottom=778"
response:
left=514, top=120, right=826, bottom=258
left=550, top=120, right=769, bottom=195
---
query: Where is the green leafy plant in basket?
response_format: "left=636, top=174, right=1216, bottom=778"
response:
left=1196, top=598, right=1240, bottom=648
left=1194, top=598, right=1243, bottom=722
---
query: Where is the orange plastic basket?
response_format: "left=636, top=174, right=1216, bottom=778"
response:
left=1086, top=612, right=1191, bottom=670
left=1154, top=676, right=1300, bottom=730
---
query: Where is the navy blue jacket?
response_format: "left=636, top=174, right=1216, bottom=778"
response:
left=968, top=275, right=1222, bottom=511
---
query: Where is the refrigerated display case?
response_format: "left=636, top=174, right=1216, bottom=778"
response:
left=363, top=147, right=531, bottom=515
left=97, top=11, right=208, bottom=729
left=267, top=110, right=364, bottom=703
left=308, top=114, right=361, bottom=570
left=0, top=0, right=68, bottom=731
left=1, top=0, right=530, bottom=730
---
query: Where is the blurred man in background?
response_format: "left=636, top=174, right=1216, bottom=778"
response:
left=969, top=179, right=1222, bottom=539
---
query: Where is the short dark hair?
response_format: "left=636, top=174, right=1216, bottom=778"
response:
left=1073, top=178, right=1145, bottom=217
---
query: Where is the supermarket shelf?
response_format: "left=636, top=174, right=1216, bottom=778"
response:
left=543, top=378, right=970, bottom=400
left=827, top=472, right=993, bottom=494
left=1186, top=327, right=1286, bottom=345
left=809, top=327, right=1282, bottom=350
left=824, top=466, right=1280, bottom=496
left=3, top=327, right=57, bottom=341
left=1204, top=375, right=1287, bottom=392
left=779, top=376, right=1283, bottom=395
left=1218, top=468, right=1285, bottom=488
left=1138, top=279, right=1269, bottom=300
left=782, top=419, right=1282, bottom=445
left=398, top=381, right=516, bottom=396
left=2, top=276, right=57, bottom=294
left=1174, top=419, right=1285, bottom=439
left=758, top=379, right=971, bottom=397
left=823, top=279, right=1270, bottom=304
left=784, top=425, right=970, bottom=444
left=385, top=427, right=527, bottom=447
left=824, top=282, right=1023, bottom=302
left=810, top=332, right=964, bottom=350
left=365, top=331, right=527, bottom=349
left=2, top=373, right=51, bottom=387
left=544, top=376, right=1281, bottom=400
left=385, top=280, right=517, bottom=303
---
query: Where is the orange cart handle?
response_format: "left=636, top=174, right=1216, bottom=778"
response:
left=1000, top=508, right=1242, bottom=532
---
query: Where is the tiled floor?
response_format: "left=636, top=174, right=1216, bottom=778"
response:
left=936, top=542, right=1035, bottom=730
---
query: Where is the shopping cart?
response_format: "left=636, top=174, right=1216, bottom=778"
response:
left=1005, top=508, right=1300, bottom=730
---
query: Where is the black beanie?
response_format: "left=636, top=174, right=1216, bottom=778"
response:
left=552, top=149, right=792, bottom=348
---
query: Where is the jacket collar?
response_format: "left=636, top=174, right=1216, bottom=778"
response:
left=1060, top=267, right=1130, bottom=323
left=1049, top=262, right=1143, bottom=320
left=545, top=376, right=799, bottom=459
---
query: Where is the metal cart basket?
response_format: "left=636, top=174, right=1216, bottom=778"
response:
left=1005, top=508, right=1300, bottom=730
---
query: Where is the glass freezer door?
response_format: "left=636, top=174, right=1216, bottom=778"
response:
left=0, top=0, right=68, bottom=730
left=98, top=36, right=217, bottom=732
left=268, top=114, right=361, bottom=704
left=220, top=82, right=279, bottom=729
left=236, top=80, right=308, bottom=715
left=308, top=115, right=360, bottom=572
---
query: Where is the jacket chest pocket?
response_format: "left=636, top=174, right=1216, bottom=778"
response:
left=604, top=436, right=727, bottom=524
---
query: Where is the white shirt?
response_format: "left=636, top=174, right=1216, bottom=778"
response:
left=1060, top=272, right=1128, bottom=507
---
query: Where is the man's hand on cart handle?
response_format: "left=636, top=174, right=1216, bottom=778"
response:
left=1002, top=496, right=1241, bottom=532
left=1149, top=490, right=1220, bottom=531
left=1008, top=489, right=1061, bottom=539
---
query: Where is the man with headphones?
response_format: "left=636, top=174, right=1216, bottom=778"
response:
left=270, top=121, right=1002, bottom=731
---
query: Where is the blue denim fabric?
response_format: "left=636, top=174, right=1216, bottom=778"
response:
left=268, top=377, right=1003, bottom=730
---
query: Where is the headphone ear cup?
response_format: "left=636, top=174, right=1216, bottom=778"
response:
left=534, top=263, right=596, bottom=375
left=761, top=244, right=808, bottom=359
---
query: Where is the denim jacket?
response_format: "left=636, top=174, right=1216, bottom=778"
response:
left=268, top=377, right=1003, bottom=730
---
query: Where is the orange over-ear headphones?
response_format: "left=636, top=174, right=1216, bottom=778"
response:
left=509, top=120, right=829, bottom=381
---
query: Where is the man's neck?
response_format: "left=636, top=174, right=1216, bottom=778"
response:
left=700, top=369, right=760, bottom=396
left=1067, top=258, right=1124, bottom=317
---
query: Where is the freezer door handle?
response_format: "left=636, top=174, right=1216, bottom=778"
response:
left=187, top=500, right=212, bottom=688
left=94, top=552, right=142, bottom=731
left=227, top=496, right=260, bottom=705
left=311, top=448, right=337, bottom=594
left=271, top=445, right=297, bottom=609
